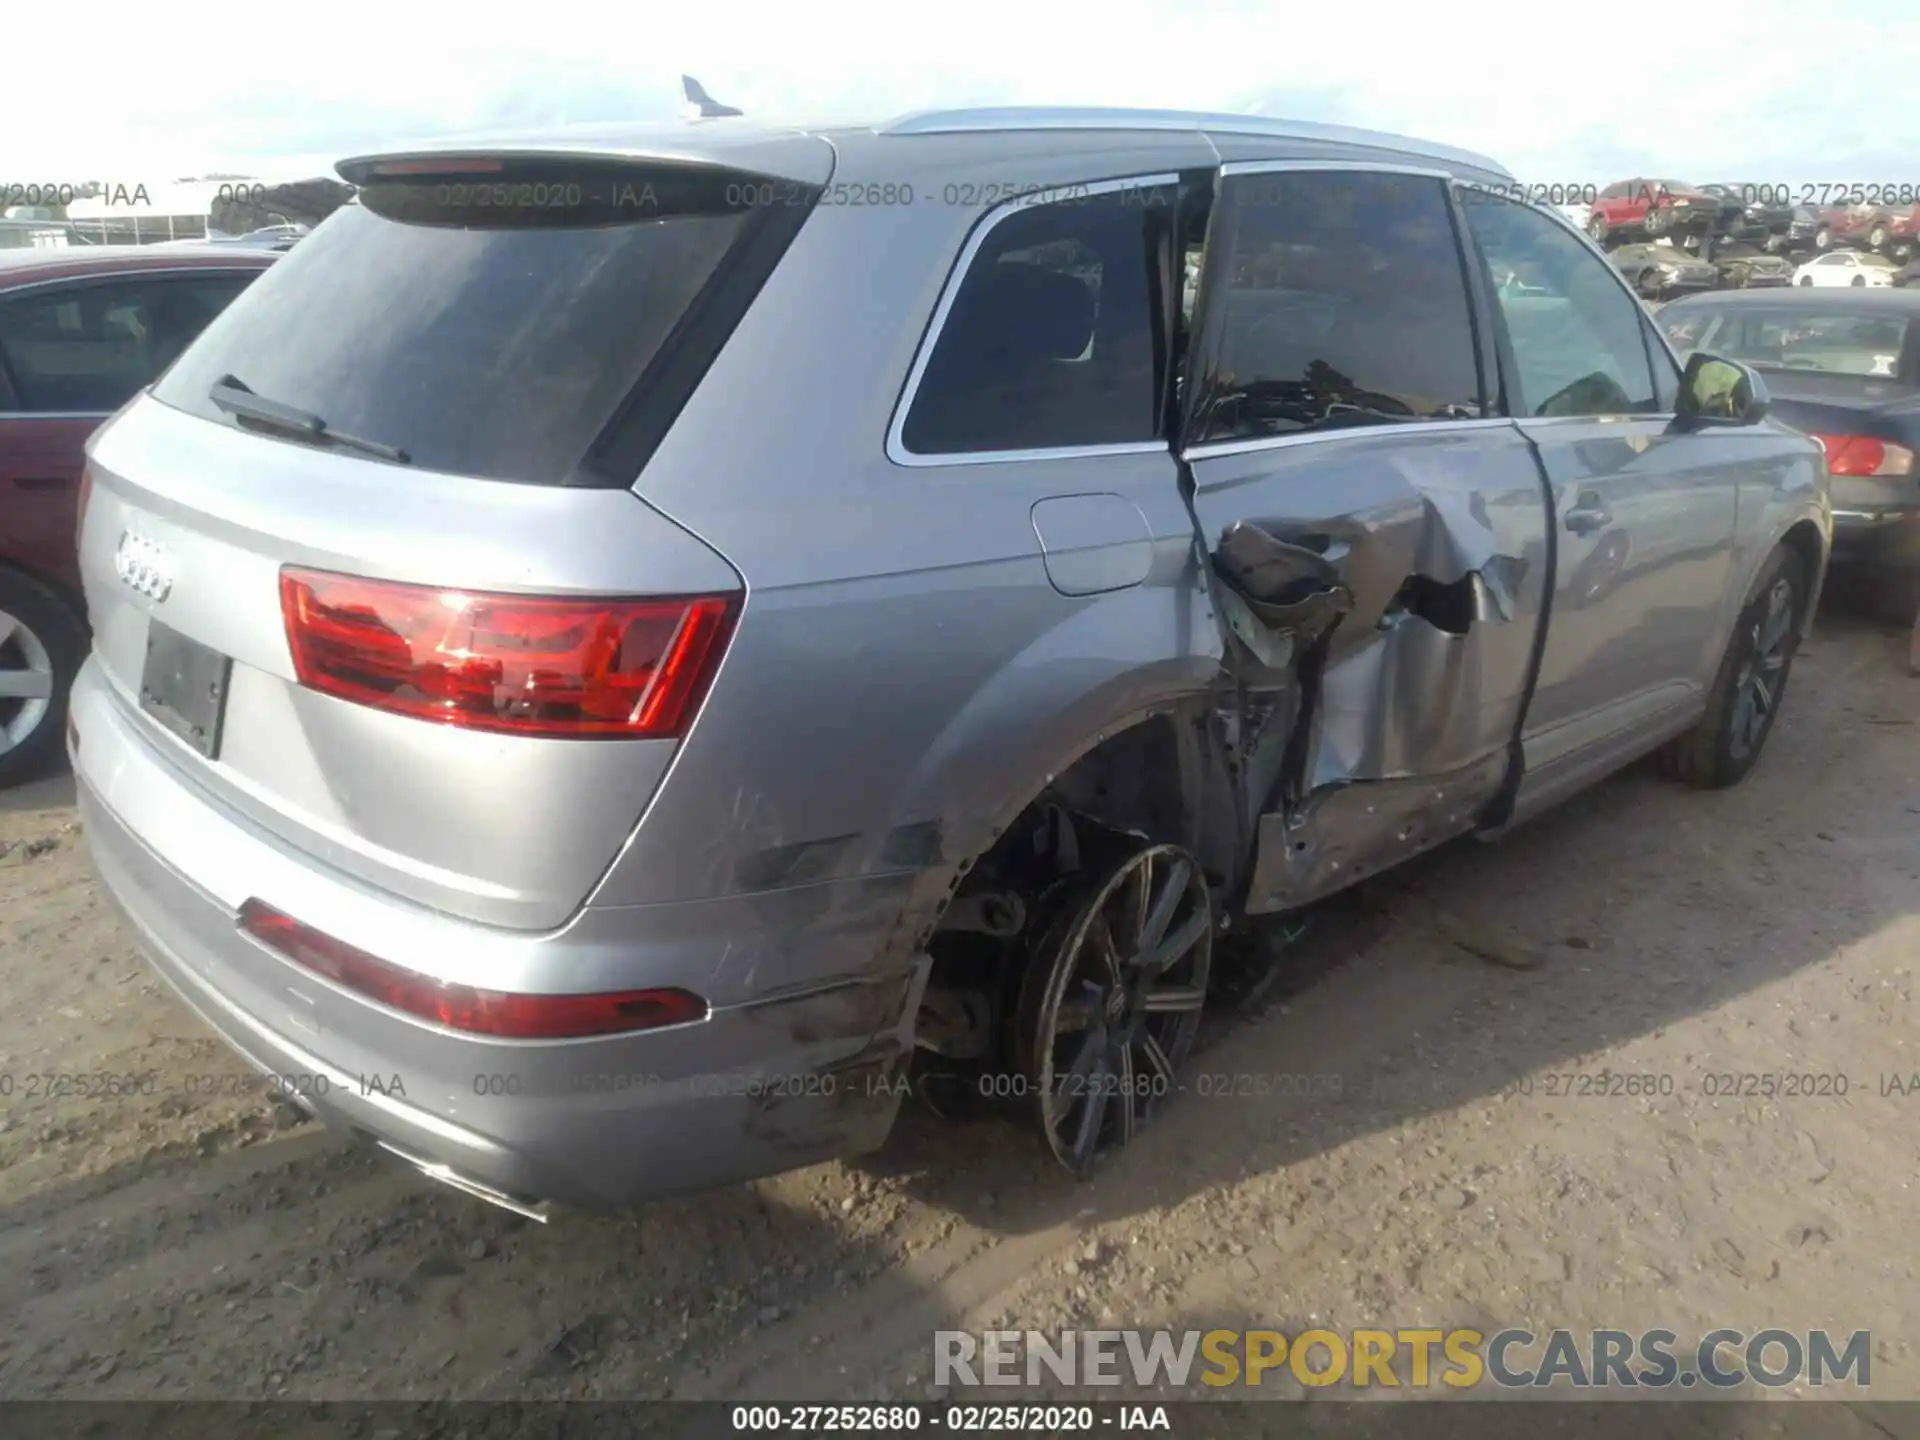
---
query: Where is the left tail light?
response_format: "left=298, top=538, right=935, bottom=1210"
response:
left=1806, top=434, right=1914, bottom=478
left=279, top=568, right=737, bottom=739
left=239, top=900, right=708, bottom=1038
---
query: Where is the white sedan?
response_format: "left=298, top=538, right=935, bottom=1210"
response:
left=1792, top=250, right=1899, bottom=287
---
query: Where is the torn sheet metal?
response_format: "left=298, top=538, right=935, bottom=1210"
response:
left=1310, top=598, right=1522, bottom=786
left=1300, top=488, right=1544, bottom=787
left=1184, top=421, right=1555, bottom=909
left=1215, top=582, right=1298, bottom=671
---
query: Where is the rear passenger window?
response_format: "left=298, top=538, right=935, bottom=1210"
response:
left=899, top=190, right=1163, bottom=456
left=1191, top=170, right=1485, bottom=444
left=1463, top=195, right=1660, bottom=417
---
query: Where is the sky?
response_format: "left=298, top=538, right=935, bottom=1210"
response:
left=8, top=0, right=1917, bottom=188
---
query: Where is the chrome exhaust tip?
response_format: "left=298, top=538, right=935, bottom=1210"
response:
left=369, top=1137, right=554, bottom=1223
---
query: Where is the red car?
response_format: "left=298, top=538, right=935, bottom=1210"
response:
left=0, top=245, right=274, bottom=781
left=1586, top=177, right=1723, bottom=247
left=1806, top=202, right=1920, bottom=256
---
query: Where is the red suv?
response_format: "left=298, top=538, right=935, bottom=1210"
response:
left=1824, top=203, right=1920, bottom=257
left=1586, top=178, right=1723, bottom=247
left=0, top=245, right=275, bottom=781
left=1890, top=206, right=1920, bottom=259
left=1797, top=201, right=1920, bottom=257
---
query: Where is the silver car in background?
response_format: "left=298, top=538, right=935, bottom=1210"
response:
left=73, top=109, right=1829, bottom=1216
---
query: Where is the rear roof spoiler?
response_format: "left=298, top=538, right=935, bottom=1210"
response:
left=336, top=129, right=833, bottom=188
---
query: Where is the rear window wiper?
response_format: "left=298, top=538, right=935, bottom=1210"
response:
left=209, top=376, right=411, bottom=464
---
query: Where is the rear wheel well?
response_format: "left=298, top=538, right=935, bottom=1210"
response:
left=930, top=710, right=1222, bottom=932
left=912, top=708, right=1234, bottom=1068
left=1031, top=714, right=1198, bottom=853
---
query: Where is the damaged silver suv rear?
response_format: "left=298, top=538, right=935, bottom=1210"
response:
left=77, top=107, right=1827, bottom=1210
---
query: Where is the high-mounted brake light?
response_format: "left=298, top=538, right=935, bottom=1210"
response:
left=367, top=157, right=505, bottom=176
left=239, top=900, right=708, bottom=1038
left=1806, top=433, right=1915, bottom=478
left=279, top=569, right=736, bottom=739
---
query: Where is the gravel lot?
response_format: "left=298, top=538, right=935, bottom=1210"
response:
left=0, top=601, right=1915, bottom=1404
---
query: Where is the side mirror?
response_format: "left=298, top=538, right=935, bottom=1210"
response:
left=1677, top=352, right=1770, bottom=428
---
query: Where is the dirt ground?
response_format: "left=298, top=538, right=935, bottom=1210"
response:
left=0, top=600, right=1915, bottom=1406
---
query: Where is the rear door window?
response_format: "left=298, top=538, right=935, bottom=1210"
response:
left=0, top=273, right=254, bottom=414
left=1187, top=168, right=1485, bottom=444
left=152, top=162, right=814, bottom=485
left=898, top=186, right=1168, bottom=457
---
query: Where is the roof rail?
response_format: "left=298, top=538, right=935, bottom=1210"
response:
left=879, top=107, right=1510, bottom=178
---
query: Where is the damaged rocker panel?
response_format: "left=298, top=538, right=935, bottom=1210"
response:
left=1242, top=748, right=1510, bottom=914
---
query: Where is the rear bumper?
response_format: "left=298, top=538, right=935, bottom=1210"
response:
left=72, top=659, right=926, bottom=1211
left=1831, top=508, right=1920, bottom=572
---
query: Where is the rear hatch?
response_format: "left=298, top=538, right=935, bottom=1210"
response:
left=78, top=140, right=830, bottom=930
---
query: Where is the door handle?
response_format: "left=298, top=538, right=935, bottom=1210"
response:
left=1564, top=498, right=1614, bottom=535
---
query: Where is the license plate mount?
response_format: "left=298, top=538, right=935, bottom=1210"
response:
left=139, top=620, right=232, bottom=760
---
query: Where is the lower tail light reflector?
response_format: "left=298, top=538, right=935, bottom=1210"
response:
left=239, top=900, right=708, bottom=1038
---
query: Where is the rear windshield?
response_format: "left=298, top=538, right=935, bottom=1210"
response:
left=1660, top=307, right=1911, bottom=379
left=152, top=161, right=811, bottom=485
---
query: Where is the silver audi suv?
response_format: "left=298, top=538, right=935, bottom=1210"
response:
left=74, top=108, right=1829, bottom=1217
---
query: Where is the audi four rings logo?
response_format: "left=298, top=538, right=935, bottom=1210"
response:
left=114, top=532, right=175, bottom=602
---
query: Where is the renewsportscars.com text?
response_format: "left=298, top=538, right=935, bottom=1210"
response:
left=933, top=1327, right=1871, bottom=1390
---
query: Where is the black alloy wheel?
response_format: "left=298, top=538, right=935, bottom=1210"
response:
left=1015, top=841, right=1212, bottom=1177
left=1660, top=547, right=1806, bottom=788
